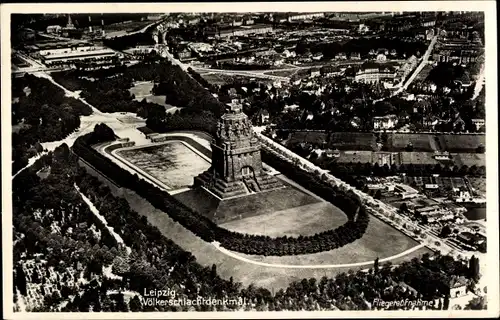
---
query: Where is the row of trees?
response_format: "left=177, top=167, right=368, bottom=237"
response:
left=72, top=125, right=370, bottom=256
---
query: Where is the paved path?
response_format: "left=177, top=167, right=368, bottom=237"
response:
left=212, top=241, right=426, bottom=269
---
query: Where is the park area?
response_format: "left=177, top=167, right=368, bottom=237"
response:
left=115, top=141, right=211, bottom=190
left=82, top=157, right=430, bottom=290
left=88, top=133, right=432, bottom=289
left=128, top=81, right=177, bottom=110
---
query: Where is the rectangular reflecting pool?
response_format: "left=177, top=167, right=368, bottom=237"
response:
left=116, top=142, right=211, bottom=189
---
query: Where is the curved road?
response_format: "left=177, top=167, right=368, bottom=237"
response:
left=213, top=241, right=425, bottom=269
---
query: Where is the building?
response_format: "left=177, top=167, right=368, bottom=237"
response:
left=415, top=205, right=442, bottom=216
left=457, top=232, right=485, bottom=247
left=354, top=63, right=397, bottom=84
left=256, top=109, right=270, bottom=125
left=395, top=184, right=419, bottom=199
left=373, top=115, right=398, bottom=130
left=288, top=12, right=325, bottom=22
left=350, top=52, right=361, bottom=60
left=208, top=24, right=273, bottom=38
left=37, top=45, right=118, bottom=66
left=471, top=119, right=485, bottom=131
left=177, top=48, right=192, bottom=60
left=448, top=276, right=468, bottom=298
left=46, top=25, right=62, bottom=34
left=334, top=52, right=348, bottom=60
left=432, top=39, right=482, bottom=64
left=194, top=101, right=283, bottom=199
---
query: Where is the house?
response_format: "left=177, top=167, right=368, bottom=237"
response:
left=334, top=52, right=347, bottom=60
left=46, top=25, right=62, bottom=34
left=391, top=280, right=418, bottom=296
left=448, top=276, right=468, bottom=298
left=325, top=149, right=341, bottom=158
left=415, top=205, right=441, bottom=216
left=177, top=48, right=192, bottom=60
left=376, top=53, right=387, bottom=62
left=457, top=232, right=485, bottom=247
left=455, top=72, right=473, bottom=88
left=395, top=184, right=419, bottom=199
left=455, top=188, right=472, bottom=202
left=350, top=52, right=361, bottom=60
left=309, top=69, right=321, bottom=77
left=303, top=110, right=314, bottom=121
left=283, top=104, right=300, bottom=113
left=373, top=115, right=398, bottom=130
left=312, top=52, right=323, bottom=61
left=358, top=23, right=370, bottom=33
left=256, top=109, right=270, bottom=125
left=471, top=118, right=485, bottom=131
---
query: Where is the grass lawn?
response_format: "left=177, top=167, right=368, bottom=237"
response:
left=389, top=133, right=436, bottom=152
left=439, top=135, right=485, bottom=153
left=220, top=201, right=347, bottom=237
left=453, top=153, right=485, bottom=167
left=263, top=69, right=298, bottom=77
left=200, top=73, right=231, bottom=86
left=399, top=152, right=439, bottom=165
left=468, top=177, right=486, bottom=195
left=128, top=81, right=173, bottom=109
left=287, top=132, right=376, bottom=151
left=223, top=213, right=428, bottom=266
left=336, top=151, right=373, bottom=163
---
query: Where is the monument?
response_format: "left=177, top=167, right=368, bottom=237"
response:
left=194, top=100, right=283, bottom=199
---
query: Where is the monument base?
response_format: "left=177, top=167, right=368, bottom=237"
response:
left=194, top=169, right=283, bottom=200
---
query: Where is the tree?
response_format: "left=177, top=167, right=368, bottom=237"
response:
left=443, top=294, right=450, bottom=310
left=129, top=295, right=142, bottom=312
left=464, top=296, right=487, bottom=310
left=439, top=225, right=452, bottom=238
left=468, top=255, right=480, bottom=281
left=374, top=257, right=380, bottom=274
left=399, top=202, right=408, bottom=213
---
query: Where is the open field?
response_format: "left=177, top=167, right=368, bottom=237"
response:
left=128, top=81, right=176, bottom=110
left=287, top=132, right=376, bottom=151
left=468, top=177, right=486, bottom=195
left=220, top=201, right=348, bottom=237
left=116, top=142, right=210, bottom=189
left=439, top=134, right=485, bottom=153
left=388, top=133, right=437, bottom=152
left=453, top=153, right=486, bottom=167
left=399, top=152, right=439, bottom=165
left=336, top=151, right=373, bottom=163
left=263, top=69, right=299, bottom=77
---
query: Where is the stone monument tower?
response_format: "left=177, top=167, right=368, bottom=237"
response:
left=194, top=100, right=282, bottom=199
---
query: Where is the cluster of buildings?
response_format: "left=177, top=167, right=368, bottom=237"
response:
left=432, top=25, right=483, bottom=65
